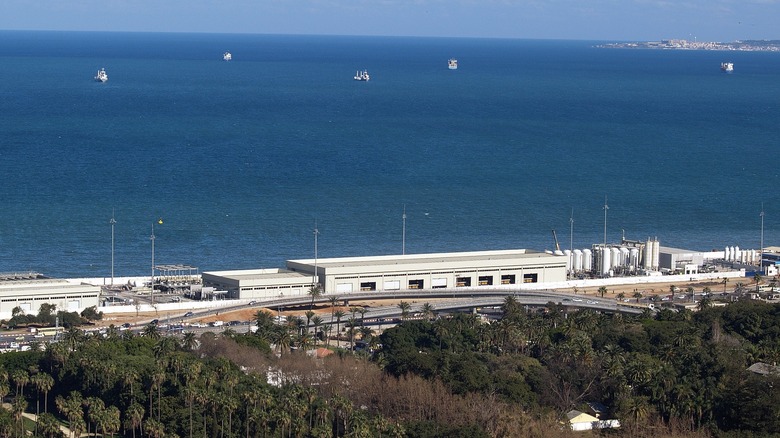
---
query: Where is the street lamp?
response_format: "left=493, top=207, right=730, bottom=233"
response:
left=110, top=210, right=116, bottom=286
left=603, top=196, right=609, bottom=246
left=760, top=204, right=765, bottom=273
left=313, top=222, right=319, bottom=288
left=402, top=205, right=407, bottom=255
left=151, top=218, right=162, bottom=305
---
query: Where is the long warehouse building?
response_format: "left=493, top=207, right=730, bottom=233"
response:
left=287, top=249, right=567, bottom=295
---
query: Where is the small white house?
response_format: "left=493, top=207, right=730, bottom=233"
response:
left=566, top=410, right=621, bottom=432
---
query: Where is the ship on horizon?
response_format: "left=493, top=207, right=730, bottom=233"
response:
left=721, top=62, right=734, bottom=72
left=448, top=59, right=458, bottom=70
left=354, top=70, right=370, bottom=81
left=94, top=68, right=108, bottom=82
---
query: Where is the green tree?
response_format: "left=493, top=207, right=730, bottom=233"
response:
left=398, top=301, right=411, bottom=321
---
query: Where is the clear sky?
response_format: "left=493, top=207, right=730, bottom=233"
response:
left=0, top=0, right=777, bottom=41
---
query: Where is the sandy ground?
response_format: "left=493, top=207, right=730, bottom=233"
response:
left=94, top=278, right=737, bottom=328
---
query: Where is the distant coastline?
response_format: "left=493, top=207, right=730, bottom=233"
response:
left=597, top=39, right=780, bottom=52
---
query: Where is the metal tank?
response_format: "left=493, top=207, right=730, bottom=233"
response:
left=582, top=249, right=592, bottom=271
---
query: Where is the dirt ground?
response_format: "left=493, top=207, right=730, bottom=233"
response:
left=96, top=278, right=733, bottom=328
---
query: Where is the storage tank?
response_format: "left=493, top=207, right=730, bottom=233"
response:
left=564, top=249, right=572, bottom=273
left=619, top=247, right=630, bottom=267
left=573, top=249, right=583, bottom=272
left=601, top=246, right=612, bottom=275
left=582, top=249, right=592, bottom=271
left=629, top=248, right=640, bottom=268
left=644, top=239, right=654, bottom=269
left=652, top=239, right=660, bottom=270
left=725, top=246, right=731, bottom=261
left=611, top=247, right=621, bottom=268
left=735, top=246, right=741, bottom=263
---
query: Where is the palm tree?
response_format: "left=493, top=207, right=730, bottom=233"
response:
left=632, top=291, right=643, bottom=303
left=328, top=295, right=340, bottom=320
left=143, top=323, right=161, bottom=340
left=304, top=310, right=315, bottom=333
left=308, top=284, right=323, bottom=310
left=38, top=412, right=61, bottom=438
left=11, top=369, right=28, bottom=397
left=397, top=301, right=411, bottom=320
left=33, top=372, right=54, bottom=415
left=421, top=302, right=435, bottom=321
left=501, top=295, right=521, bottom=320
left=598, top=286, right=608, bottom=298
left=311, top=315, right=323, bottom=346
left=333, top=310, right=345, bottom=343
left=754, top=273, right=763, bottom=292
left=125, top=402, right=145, bottom=438
left=182, top=332, right=198, bottom=351
left=11, top=396, right=27, bottom=437
left=616, top=292, right=625, bottom=301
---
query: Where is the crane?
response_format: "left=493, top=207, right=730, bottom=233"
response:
left=551, top=229, right=561, bottom=253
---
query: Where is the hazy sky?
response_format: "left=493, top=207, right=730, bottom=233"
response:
left=0, top=0, right=777, bottom=41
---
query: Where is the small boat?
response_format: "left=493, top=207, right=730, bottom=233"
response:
left=354, top=70, right=370, bottom=81
left=223, top=52, right=232, bottom=61
left=721, top=62, right=734, bottom=72
left=448, top=59, right=458, bottom=70
left=94, top=68, right=108, bottom=82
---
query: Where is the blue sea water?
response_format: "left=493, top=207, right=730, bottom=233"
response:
left=1, top=31, right=779, bottom=278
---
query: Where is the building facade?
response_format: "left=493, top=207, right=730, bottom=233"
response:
left=0, top=278, right=101, bottom=320
left=201, top=268, right=314, bottom=300
left=286, top=249, right=567, bottom=294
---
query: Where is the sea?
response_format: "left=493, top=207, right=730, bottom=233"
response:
left=1, top=31, right=779, bottom=278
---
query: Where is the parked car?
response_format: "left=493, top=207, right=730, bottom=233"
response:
left=183, top=311, right=194, bottom=317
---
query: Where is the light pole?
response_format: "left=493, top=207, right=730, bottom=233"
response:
left=110, top=210, right=116, bottom=286
left=760, top=204, right=765, bottom=273
left=402, top=205, right=406, bottom=255
left=151, top=218, right=162, bottom=305
left=569, top=208, right=574, bottom=252
left=151, top=221, right=156, bottom=305
left=313, top=222, right=319, bottom=288
left=603, top=196, right=609, bottom=246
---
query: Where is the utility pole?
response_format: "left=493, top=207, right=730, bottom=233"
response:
left=402, top=205, right=406, bottom=255
left=313, top=222, right=319, bottom=287
left=603, top=196, right=609, bottom=246
left=110, top=209, right=116, bottom=285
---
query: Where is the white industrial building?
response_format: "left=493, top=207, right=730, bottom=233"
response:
left=286, top=249, right=567, bottom=294
left=201, top=268, right=314, bottom=300
left=0, top=276, right=101, bottom=320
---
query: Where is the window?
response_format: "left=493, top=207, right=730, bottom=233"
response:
left=456, top=276, right=471, bottom=287
left=501, top=274, right=516, bottom=285
left=478, top=275, right=493, bottom=286
left=523, top=273, right=538, bottom=283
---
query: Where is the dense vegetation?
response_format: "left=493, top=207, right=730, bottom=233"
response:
left=0, top=297, right=779, bottom=437
left=377, top=299, right=780, bottom=436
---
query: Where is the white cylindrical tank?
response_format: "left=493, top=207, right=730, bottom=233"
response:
left=629, top=248, right=640, bottom=268
left=601, top=246, right=612, bottom=275
left=573, top=249, right=583, bottom=272
left=735, top=246, right=741, bottom=263
left=644, top=239, right=654, bottom=269
left=564, top=249, right=572, bottom=272
left=582, top=249, right=592, bottom=271
left=652, top=239, right=660, bottom=270
left=619, top=247, right=630, bottom=266
left=725, top=246, right=731, bottom=261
